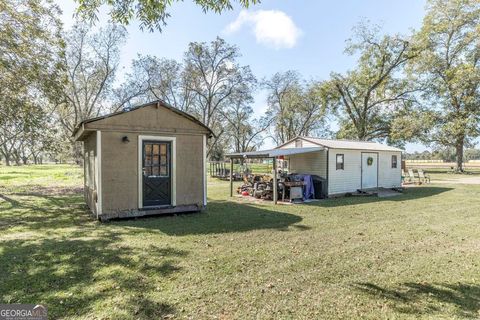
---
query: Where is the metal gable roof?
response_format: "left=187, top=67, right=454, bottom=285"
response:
left=277, top=136, right=403, bottom=152
left=226, top=147, right=324, bottom=158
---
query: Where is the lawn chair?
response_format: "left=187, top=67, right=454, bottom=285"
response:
left=408, top=169, right=419, bottom=184
left=417, top=169, right=430, bottom=184
left=402, top=169, right=408, bottom=183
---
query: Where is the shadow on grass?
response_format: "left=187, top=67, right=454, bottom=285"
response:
left=0, top=231, right=183, bottom=319
left=306, top=187, right=453, bottom=208
left=0, top=184, right=303, bottom=236
left=0, top=188, right=90, bottom=231
left=0, top=184, right=188, bottom=318
left=113, top=199, right=303, bottom=236
left=0, top=184, right=302, bottom=317
left=354, top=282, right=480, bottom=318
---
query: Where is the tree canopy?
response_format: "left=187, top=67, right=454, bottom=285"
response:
left=410, top=0, right=480, bottom=170
left=0, top=0, right=64, bottom=165
left=264, top=71, right=328, bottom=144
left=74, top=0, right=260, bottom=31
left=321, top=23, right=421, bottom=143
left=116, top=37, right=258, bottom=158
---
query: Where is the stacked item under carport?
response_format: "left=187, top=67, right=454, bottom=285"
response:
left=237, top=173, right=327, bottom=202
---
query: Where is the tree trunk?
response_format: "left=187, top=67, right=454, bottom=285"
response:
left=73, top=141, right=83, bottom=165
left=0, top=148, right=9, bottom=166
left=455, top=137, right=464, bottom=172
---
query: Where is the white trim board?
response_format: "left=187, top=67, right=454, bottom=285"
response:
left=138, top=135, right=177, bottom=209
left=96, top=131, right=102, bottom=218
left=203, top=134, right=207, bottom=206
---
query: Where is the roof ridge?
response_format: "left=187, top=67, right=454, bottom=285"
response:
left=301, top=136, right=378, bottom=144
left=72, top=100, right=213, bottom=137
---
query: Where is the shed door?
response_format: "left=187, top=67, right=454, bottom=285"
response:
left=142, top=141, right=172, bottom=207
left=361, top=153, right=378, bottom=189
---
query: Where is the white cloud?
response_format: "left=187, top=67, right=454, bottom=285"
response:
left=224, top=10, right=302, bottom=49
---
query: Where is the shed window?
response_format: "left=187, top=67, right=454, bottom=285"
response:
left=336, top=154, right=344, bottom=170
left=392, top=155, right=398, bottom=168
left=295, top=139, right=303, bottom=148
left=144, top=142, right=169, bottom=177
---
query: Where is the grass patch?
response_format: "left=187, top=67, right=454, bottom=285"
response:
left=1, top=165, right=480, bottom=319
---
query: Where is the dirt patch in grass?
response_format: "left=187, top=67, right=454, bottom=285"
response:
left=0, top=181, right=82, bottom=194
left=8, top=185, right=84, bottom=196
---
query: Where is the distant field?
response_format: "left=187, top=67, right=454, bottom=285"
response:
left=406, top=161, right=480, bottom=169
left=210, top=161, right=480, bottom=176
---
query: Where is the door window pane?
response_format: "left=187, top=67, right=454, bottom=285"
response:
left=145, top=167, right=152, bottom=176
left=145, top=144, right=152, bottom=155
left=153, top=144, right=159, bottom=155
left=160, top=165, right=168, bottom=176
left=160, top=144, right=167, bottom=155
left=145, top=155, right=152, bottom=166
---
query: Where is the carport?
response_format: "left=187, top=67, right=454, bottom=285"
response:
left=225, top=147, right=324, bottom=204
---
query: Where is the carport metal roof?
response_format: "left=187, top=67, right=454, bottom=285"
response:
left=225, top=146, right=324, bottom=205
left=226, top=147, right=324, bottom=159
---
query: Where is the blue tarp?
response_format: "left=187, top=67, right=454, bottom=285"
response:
left=290, top=174, right=315, bottom=200
left=302, top=175, right=314, bottom=200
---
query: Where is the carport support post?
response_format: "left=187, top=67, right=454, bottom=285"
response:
left=229, top=158, right=233, bottom=197
left=272, top=157, right=278, bottom=204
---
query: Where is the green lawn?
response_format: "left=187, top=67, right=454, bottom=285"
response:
left=1, top=165, right=480, bottom=319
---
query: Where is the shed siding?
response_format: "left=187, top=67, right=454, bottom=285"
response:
left=378, top=151, right=402, bottom=188
left=328, top=149, right=362, bottom=195
left=279, top=138, right=319, bottom=149
left=327, top=149, right=402, bottom=195
left=100, top=131, right=205, bottom=214
left=288, top=151, right=327, bottom=178
left=83, top=132, right=97, bottom=215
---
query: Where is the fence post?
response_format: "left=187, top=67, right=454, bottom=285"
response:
left=230, top=158, right=234, bottom=197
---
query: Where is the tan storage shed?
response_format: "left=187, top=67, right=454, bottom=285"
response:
left=73, top=101, right=213, bottom=221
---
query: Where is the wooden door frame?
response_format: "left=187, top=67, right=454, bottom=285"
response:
left=360, top=151, right=379, bottom=189
left=138, top=135, right=176, bottom=209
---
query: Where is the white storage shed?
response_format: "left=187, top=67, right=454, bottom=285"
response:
left=277, top=137, right=402, bottom=196
left=227, top=136, right=403, bottom=200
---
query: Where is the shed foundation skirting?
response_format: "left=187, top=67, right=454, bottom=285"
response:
left=98, top=204, right=204, bottom=221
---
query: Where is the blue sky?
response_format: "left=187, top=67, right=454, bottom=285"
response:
left=57, top=0, right=428, bottom=151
